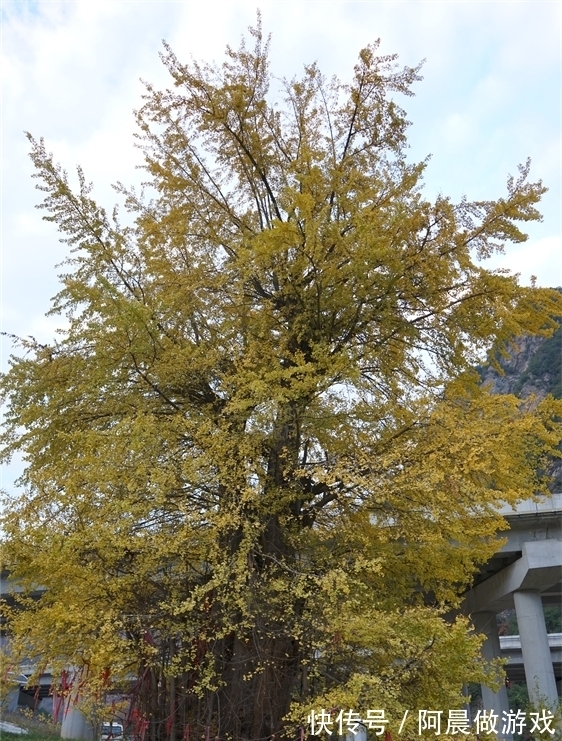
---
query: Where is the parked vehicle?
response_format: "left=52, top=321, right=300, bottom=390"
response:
left=100, top=722, right=124, bottom=741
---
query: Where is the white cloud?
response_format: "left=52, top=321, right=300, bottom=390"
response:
left=441, top=112, right=473, bottom=147
left=485, top=236, right=562, bottom=288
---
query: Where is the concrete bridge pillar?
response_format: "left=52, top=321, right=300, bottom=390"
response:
left=513, top=589, right=559, bottom=708
left=61, top=704, right=94, bottom=740
left=472, top=610, right=512, bottom=739
left=60, top=668, right=94, bottom=740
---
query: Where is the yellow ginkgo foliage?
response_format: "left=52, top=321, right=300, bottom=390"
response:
left=2, top=18, right=561, bottom=741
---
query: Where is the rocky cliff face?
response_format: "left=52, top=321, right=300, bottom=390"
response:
left=480, top=322, right=561, bottom=400
left=479, top=318, right=561, bottom=491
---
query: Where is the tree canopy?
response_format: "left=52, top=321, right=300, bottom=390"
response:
left=2, top=19, right=561, bottom=741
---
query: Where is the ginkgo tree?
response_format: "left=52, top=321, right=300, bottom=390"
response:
left=2, top=19, right=561, bottom=741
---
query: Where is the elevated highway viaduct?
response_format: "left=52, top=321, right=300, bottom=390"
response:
left=462, top=493, right=562, bottom=721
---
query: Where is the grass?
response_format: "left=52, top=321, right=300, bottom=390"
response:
left=0, top=710, right=61, bottom=741
left=0, top=732, right=60, bottom=741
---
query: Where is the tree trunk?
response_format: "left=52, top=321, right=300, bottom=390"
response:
left=216, top=632, right=301, bottom=740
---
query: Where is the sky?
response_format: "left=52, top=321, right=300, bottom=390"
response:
left=1, top=0, right=561, bottom=489
left=2, top=0, right=561, bottom=344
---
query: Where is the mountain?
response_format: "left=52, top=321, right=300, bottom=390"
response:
left=479, top=322, right=561, bottom=400
left=479, top=313, right=561, bottom=491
